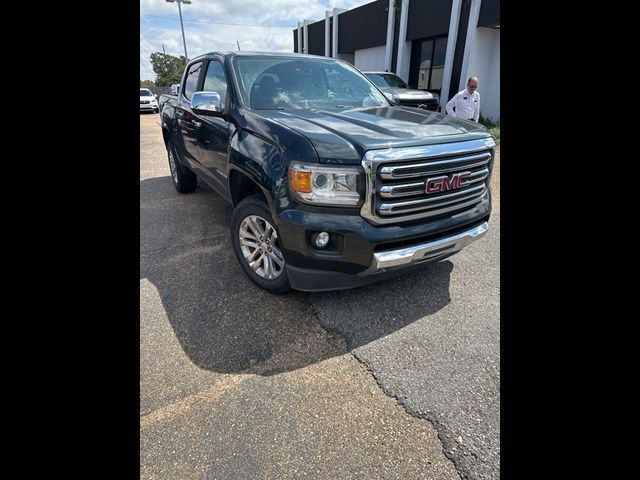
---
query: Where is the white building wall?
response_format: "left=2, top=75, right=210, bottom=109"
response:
left=354, top=45, right=387, bottom=71
left=395, top=0, right=411, bottom=81
left=397, top=42, right=412, bottom=79
left=466, top=27, right=500, bottom=122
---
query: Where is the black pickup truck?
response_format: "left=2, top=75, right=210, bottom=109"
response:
left=160, top=52, right=495, bottom=293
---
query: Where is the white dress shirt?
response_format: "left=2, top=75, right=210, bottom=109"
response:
left=446, top=88, right=480, bottom=122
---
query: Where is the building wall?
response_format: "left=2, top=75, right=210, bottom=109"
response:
left=338, top=0, right=389, bottom=53
left=407, top=0, right=452, bottom=40
left=337, top=53, right=355, bottom=64
left=397, top=41, right=412, bottom=80
left=294, top=0, right=499, bottom=120
left=354, top=45, right=387, bottom=71
left=308, top=20, right=326, bottom=56
left=466, top=26, right=499, bottom=121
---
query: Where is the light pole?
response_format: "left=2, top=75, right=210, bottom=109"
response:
left=166, top=0, right=191, bottom=61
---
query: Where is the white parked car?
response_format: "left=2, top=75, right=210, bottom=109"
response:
left=363, top=72, right=440, bottom=111
left=140, top=88, right=159, bottom=113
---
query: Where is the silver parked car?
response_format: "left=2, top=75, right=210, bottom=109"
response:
left=364, top=71, right=440, bottom=111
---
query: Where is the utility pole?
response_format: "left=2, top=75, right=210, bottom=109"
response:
left=236, top=41, right=241, bottom=51
left=166, top=0, right=192, bottom=61
left=162, top=44, right=168, bottom=76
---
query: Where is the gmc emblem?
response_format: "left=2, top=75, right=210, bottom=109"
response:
left=425, top=172, right=471, bottom=194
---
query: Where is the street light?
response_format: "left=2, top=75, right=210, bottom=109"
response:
left=166, top=0, right=191, bottom=61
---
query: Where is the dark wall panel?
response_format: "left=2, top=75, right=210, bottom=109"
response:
left=308, top=20, right=326, bottom=55
left=293, top=30, right=298, bottom=52
left=406, top=0, right=452, bottom=41
left=338, top=0, right=389, bottom=53
left=478, top=0, right=500, bottom=27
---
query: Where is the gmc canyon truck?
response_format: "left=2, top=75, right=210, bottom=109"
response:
left=160, top=52, right=495, bottom=293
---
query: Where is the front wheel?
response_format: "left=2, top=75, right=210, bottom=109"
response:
left=231, top=196, right=290, bottom=293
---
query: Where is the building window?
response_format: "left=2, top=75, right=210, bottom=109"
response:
left=409, top=36, right=447, bottom=94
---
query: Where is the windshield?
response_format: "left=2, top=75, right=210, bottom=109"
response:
left=140, top=89, right=153, bottom=97
left=365, top=73, right=409, bottom=89
left=233, top=56, right=389, bottom=111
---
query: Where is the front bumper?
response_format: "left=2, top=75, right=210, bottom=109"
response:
left=277, top=195, right=490, bottom=292
left=140, top=103, right=158, bottom=111
left=285, top=221, right=488, bottom=291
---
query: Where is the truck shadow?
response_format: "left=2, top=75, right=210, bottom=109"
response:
left=141, top=176, right=453, bottom=376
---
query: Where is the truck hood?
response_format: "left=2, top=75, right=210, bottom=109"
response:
left=258, top=106, right=490, bottom=163
left=381, top=87, right=437, bottom=100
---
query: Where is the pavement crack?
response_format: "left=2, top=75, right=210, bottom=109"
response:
left=305, top=293, right=466, bottom=480
left=140, top=233, right=228, bottom=258
left=348, top=352, right=467, bottom=480
left=140, top=375, right=249, bottom=431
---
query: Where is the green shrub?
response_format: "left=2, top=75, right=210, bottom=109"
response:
left=479, top=115, right=500, bottom=143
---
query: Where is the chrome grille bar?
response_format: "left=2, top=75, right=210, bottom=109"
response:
left=379, top=151, right=491, bottom=180
left=379, top=168, right=489, bottom=198
left=378, top=185, right=487, bottom=216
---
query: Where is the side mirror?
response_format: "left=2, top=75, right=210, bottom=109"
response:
left=383, top=91, right=396, bottom=104
left=191, top=91, right=224, bottom=116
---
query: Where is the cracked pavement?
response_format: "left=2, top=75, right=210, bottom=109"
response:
left=140, top=112, right=500, bottom=479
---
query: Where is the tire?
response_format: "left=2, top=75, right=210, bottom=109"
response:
left=231, top=195, right=291, bottom=293
left=167, top=140, right=197, bottom=193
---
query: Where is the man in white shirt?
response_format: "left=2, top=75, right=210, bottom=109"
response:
left=446, top=76, right=480, bottom=122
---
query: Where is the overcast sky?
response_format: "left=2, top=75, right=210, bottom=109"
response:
left=140, top=0, right=375, bottom=81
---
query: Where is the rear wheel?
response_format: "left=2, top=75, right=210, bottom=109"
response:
left=167, top=141, right=197, bottom=193
left=231, top=196, right=290, bottom=293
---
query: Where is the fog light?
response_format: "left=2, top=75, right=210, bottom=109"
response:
left=314, top=231, right=330, bottom=248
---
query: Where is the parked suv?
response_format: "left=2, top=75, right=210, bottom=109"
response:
left=140, top=88, right=158, bottom=113
left=160, top=52, right=494, bottom=292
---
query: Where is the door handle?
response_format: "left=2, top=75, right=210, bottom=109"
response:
left=193, top=120, right=202, bottom=128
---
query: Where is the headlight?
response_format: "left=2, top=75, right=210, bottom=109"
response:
left=289, top=164, right=361, bottom=206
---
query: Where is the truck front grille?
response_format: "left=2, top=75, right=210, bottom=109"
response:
left=398, top=99, right=439, bottom=111
left=361, top=138, right=496, bottom=225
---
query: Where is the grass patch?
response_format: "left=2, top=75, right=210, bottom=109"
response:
left=479, top=116, right=500, bottom=143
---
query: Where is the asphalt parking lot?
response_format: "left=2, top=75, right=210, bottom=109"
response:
left=140, top=111, right=500, bottom=479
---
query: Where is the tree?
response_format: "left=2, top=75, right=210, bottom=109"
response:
left=149, top=52, right=187, bottom=86
left=140, top=79, right=156, bottom=88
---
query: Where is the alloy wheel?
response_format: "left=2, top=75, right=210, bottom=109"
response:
left=238, top=215, right=285, bottom=280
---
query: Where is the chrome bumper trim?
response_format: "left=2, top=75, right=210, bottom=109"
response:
left=370, top=221, right=489, bottom=270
